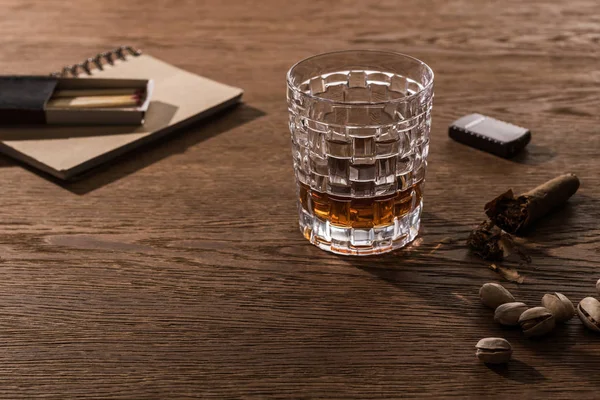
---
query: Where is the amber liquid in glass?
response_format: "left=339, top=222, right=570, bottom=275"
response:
left=298, top=180, right=423, bottom=230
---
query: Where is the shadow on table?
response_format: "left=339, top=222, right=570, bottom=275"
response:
left=331, top=207, right=598, bottom=383
left=485, top=359, right=546, bottom=383
left=510, top=144, right=556, bottom=165
left=3, top=103, right=265, bottom=195
left=516, top=322, right=600, bottom=386
left=336, top=210, right=473, bottom=313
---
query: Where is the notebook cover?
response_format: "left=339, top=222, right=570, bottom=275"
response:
left=0, top=54, right=243, bottom=180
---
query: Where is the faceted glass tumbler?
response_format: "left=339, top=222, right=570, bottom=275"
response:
left=287, top=50, right=434, bottom=255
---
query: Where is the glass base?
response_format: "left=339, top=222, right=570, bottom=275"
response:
left=299, top=201, right=422, bottom=256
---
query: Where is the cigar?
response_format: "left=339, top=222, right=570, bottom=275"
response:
left=467, top=220, right=531, bottom=262
left=484, top=173, right=580, bottom=234
left=467, top=220, right=507, bottom=260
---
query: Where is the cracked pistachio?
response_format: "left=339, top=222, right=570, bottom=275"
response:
left=596, top=279, right=600, bottom=296
left=541, top=293, right=575, bottom=323
left=479, top=283, right=515, bottom=309
left=577, top=297, right=600, bottom=333
left=518, top=307, right=556, bottom=337
left=494, top=302, right=528, bottom=326
left=476, top=337, right=512, bottom=364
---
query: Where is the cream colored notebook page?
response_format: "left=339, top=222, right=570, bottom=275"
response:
left=0, top=48, right=243, bottom=179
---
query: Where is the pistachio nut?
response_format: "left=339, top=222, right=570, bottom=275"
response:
left=541, top=292, right=575, bottom=323
left=494, top=302, right=528, bottom=326
left=479, top=283, right=515, bottom=309
left=577, top=297, right=600, bottom=333
left=597, top=279, right=600, bottom=296
left=475, top=337, right=512, bottom=364
left=518, top=307, right=556, bottom=337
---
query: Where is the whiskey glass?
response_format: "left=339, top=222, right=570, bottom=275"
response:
left=287, top=50, right=434, bottom=255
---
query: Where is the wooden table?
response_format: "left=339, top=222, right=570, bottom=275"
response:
left=1, top=0, right=599, bottom=397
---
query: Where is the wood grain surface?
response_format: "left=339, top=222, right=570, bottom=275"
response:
left=0, top=0, right=599, bottom=398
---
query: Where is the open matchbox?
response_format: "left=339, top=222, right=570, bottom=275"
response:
left=0, top=76, right=153, bottom=125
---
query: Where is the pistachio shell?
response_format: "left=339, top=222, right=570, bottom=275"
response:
left=476, top=337, right=512, bottom=364
left=596, top=279, right=600, bottom=296
left=479, top=283, right=515, bottom=309
left=518, top=306, right=556, bottom=337
left=541, top=293, right=575, bottom=323
left=494, top=302, right=528, bottom=326
left=577, top=297, right=600, bottom=333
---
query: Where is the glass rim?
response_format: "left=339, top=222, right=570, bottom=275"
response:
left=286, top=49, right=434, bottom=106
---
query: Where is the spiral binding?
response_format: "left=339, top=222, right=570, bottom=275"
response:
left=50, top=45, right=142, bottom=78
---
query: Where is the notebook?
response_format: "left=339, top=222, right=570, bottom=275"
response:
left=0, top=46, right=243, bottom=180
